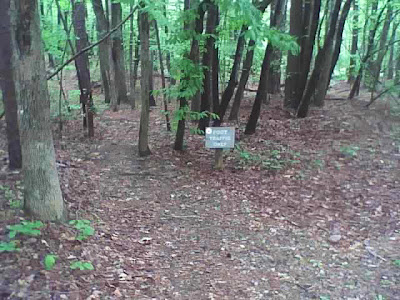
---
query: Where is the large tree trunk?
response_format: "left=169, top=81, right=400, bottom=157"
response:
left=296, top=0, right=342, bottom=117
left=228, top=40, right=256, bottom=121
left=92, top=0, right=113, bottom=104
left=370, top=4, right=392, bottom=99
left=198, top=3, right=218, bottom=132
left=129, top=3, right=135, bottom=109
left=154, top=20, right=171, bottom=131
left=348, top=0, right=358, bottom=83
left=132, top=10, right=141, bottom=106
left=228, top=1, right=273, bottom=120
left=190, top=0, right=202, bottom=113
left=112, top=2, right=128, bottom=104
left=0, top=0, right=22, bottom=170
left=284, top=0, right=303, bottom=108
left=386, top=24, right=396, bottom=80
left=174, top=0, right=206, bottom=150
left=245, top=0, right=285, bottom=135
left=296, top=0, right=321, bottom=105
left=10, top=0, right=66, bottom=221
left=72, top=0, right=94, bottom=137
left=267, top=0, right=288, bottom=94
left=138, top=2, right=151, bottom=156
left=314, top=0, right=352, bottom=107
left=216, top=26, right=246, bottom=124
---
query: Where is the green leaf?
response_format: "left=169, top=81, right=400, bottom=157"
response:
left=70, top=261, right=94, bottom=270
left=0, top=241, right=19, bottom=252
left=44, top=254, right=57, bottom=270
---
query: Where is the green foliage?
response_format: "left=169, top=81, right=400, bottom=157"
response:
left=235, top=142, right=300, bottom=170
left=394, top=259, right=400, bottom=267
left=70, top=261, right=94, bottom=270
left=0, top=241, right=19, bottom=253
left=69, top=220, right=95, bottom=241
left=171, top=105, right=219, bottom=134
left=0, top=184, right=21, bottom=209
left=7, top=221, right=44, bottom=239
left=44, top=254, right=57, bottom=270
left=340, top=145, right=360, bottom=158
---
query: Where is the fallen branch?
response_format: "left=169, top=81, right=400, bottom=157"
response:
left=47, top=4, right=139, bottom=80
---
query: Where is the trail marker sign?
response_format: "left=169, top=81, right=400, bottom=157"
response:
left=205, top=127, right=235, bottom=149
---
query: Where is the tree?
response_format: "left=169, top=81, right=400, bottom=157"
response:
left=348, top=0, right=359, bottom=83
left=138, top=2, right=151, bottom=156
left=72, top=0, right=94, bottom=137
left=198, top=3, right=218, bottom=132
left=284, top=0, right=303, bottom=109
left=92, top=0, right=113, bottom=104
left=112, top=2, right=128, bottom=105
left=0, top=0, right=22, bottom=170
left=10, top=0, right=66, bottom=220
left=245, top=0, right=286, bottom=135
left=296, top=0, right=352, bottom=118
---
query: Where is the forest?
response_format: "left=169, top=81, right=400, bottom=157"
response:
left=0, top=0, right=399, bottom=298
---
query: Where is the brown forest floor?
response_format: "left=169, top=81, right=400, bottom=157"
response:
left=1, top=81, right=400, bottom=299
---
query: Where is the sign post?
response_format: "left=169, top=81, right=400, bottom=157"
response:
left=205, top=127, right=235, bottom=169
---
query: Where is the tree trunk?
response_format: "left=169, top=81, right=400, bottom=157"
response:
left=267, top=0, right=288, bottom=94
left=72, top=0, right=94, bottom=137
left=211, top=5, right=220, bottom=114
left=10, top=0, right=66, bottom=221
left=198, top=3, right=218, bottom=132
left=190, top=0, right=203, bottom=113
left=386, top=24, right=396, bottom=80
left=228, top=40, right=256, bottom=121
left=370, top=3, right=392, bottom=99
left=297, top=0, right=321, bottom=105
left=129, top=3, right=135, bottom=109
left=245, top=0, right=285, bottom=135
left=149, top=50, right=156, bottom=107
left=92, top=0, right=113, bottom=104
left=296, top=0, right=342, bottom=118
left=154, top=20, right=171, bottom=131
left=348, top=0, right=358, bottom=83
left=216, top=26, right=246, bottom=124
left=0, top=0, right=22, bottom=170
left=112, top=2, right=128, bottom=104
left=314, top=0, right=352, bottom=107
left=132, top=10, right=140, bottom=105
left=138, top=2, right=151, bottom=156
left=174, top=0, right=206, bottom=150
left=284, top=0, right=304, bottom=108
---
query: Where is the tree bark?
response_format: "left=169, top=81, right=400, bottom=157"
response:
left=112, top=2, right=128, bottom=104
left=296, top=0, right=342, bottom=117
left=132, top=10, right=141, bottom=106
left=199, top=3, right=218, bottom=132
left=0, top=0, right=22, bottom=170
left=314, top=0, right=352, bottom=107
left=267, top=0, right=288, bottom=94
left=284, top=0, right=303, bottom=108
left=245, top=0, right=285, bottom=135
left=154, top=20, right=171, bottom=131
left=228, top=40, right=256, bottom=121
left=129, top=3, right=135, bottom=109
left=10, top=0, right=66, bottom=221
left=174, top=0, right=206, bottom=150
left=138, top=2, right=151, bottom=156
left=92, top=0, right=113, bottom=104
left=348, top=0, right=358, bottom=83
left=72, top=0, right=94, bottom=137
left=216, top=26, right=246, bottom=124
left=190, top=0, right=203, bottom=113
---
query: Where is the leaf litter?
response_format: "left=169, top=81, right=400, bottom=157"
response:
left=0, top=81, right=399, bottom=299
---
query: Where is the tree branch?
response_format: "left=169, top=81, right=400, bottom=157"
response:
left=47, top=4, right=139, bottom=80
